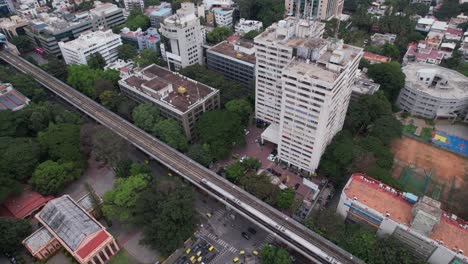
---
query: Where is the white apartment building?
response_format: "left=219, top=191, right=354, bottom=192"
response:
left=123, top=0, right=144, bottom=12
left=235, top=18, right=263, bottom=35
left=256, top=17, right=362, bottom=174
left=212, top=7, right=234, bottom=28
left=58, top=30, right=122, bottom=65
left=160, top=2, right=204, bottom=71
left=285, top=0, right=343, bottom=20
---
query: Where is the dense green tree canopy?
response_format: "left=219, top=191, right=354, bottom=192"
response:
left=87, top=53, right=106, bottom=70
left=0, top=218, right=31, bottom=254
left=30, top=160, right=77, bottom=195
left=187, top=143, right=213, bottom=167
left=239, top=173, right=279, bottom=204
left=103, top=174, right=150, bottom=221
left=126, top=9, right=151, bottom=30
left=238, top=0, right=285, bottom=27
left=38, top=123, right=85, bottom=165
left=135, top=180, right=197, bottom=256
left=225, top=99, right=252, bottom=125
left=226, top=161, right=245, bottom=182
left=435, top=0, right=461, bottom=20
left=206, top=27, right=232, bottom=44
left=243, top=30, right=261, bottom=40
left=0, top=66, right=46, bottom=102
left=10, top=35, right=33, bottom=53
left=91, top=127, right=130, bottom=170
left=370, top=115, right=402, bottom=145
left=41, top=56, right=68, bottom=80
left=196, top=110, right=244, bottom=160
left=367, top=62, right=406, bottom=102
left=132, top=103, right=161, bottom=132
left=259, top=245, right=292, bottom=264
left=275, top=188, right=295, bottom=209
left=134, top=48, right=162, bottom=67
left=0, top=137, right=41, bottom=182
left=118, top=44, right=138, bottom=60
left=153, top=119, right=188, bottom=151
left=67, top=65, right=119, bottom=99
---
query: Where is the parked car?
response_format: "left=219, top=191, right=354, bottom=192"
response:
left=267, top=154, right=276, bottom=162
left=241, top=232, right=250, bottom=240
left=294, top=183, right=300, bottom=190
left=248, top=227, right=257, bottom=235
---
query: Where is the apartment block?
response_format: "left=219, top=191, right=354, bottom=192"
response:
left=120, top=27, right=160, bottom=51
left=337, top=174, right=468, bottom=264
left=123, top=0, right=144, bottom=12
left=160, top=2, right=204, bottom=71
left=235, top=18, right=263, bottom=35
left=59, top=30, right=122, bottom=65
left=212, top=7, right=234, bottom=28
left=206, top=37, right=256, bottom=87
left=25, top=2, right=125, bottom=56
left=397, top=63, right=468, bottom=121
left=118, top=64, right=220, bottom=140
left=256, top=17, right=362, bottom=174
left=145, top=2, right=172, bottom=28
left=285, top=0, right=343, bottom=20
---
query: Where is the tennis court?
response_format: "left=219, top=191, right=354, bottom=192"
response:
left=432, top=130, right=468, bottom=157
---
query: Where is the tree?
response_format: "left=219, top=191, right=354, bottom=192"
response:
left=259, top=245, right=292, bottom=264
left=0, top=137, right=41, bottom=182
left=435, top=0, right=460, bottom=21
left=409, top=3, right=429, bottom=16
left=447, top=179, right=468, bottom=220
left=0, top=218, right=31, bottom=254
left=41, top=56, right=68, bottom=80
left=254, top=0, right=286, bottom=27
left=381, top=43, right=400, bottom=59
left=345, top=91, right=393, bottom=134
left=99, top=90, right=121, bottom=111
left=206, top=27, right=233, bottom=44
left=10, top=35, right=33, bottom=53
left=370, top=115, right=402, bottom=145
left=126, top=9, right=151, bottom=30
left=135, top=180, right=197, bottom=256
left=118, top=44, right=138, bottom=60
left=275, top=188, right=295, bottom=209
left=152, top=119, right=188, bottom=151
left=225, top=99, right=252, bottom=125
left=367, top=62, right=405, bottom=102
left=373, top=237, right=422, bottom=264
left=30, top=160, right=77, bottom=195
left=305, top=210, right=346, bottom=243
left=116, top=159, right=133, bottom=178
left=91, top=127, right=130, bottom=170
left=132, top=103, right=161, bottom=131
left=38, top=123, right=85, bottom=166
left=196, top=110, right=244, bottom=160
left=239, top=173, right=279, bottom=204
left=226, top=161, right=245, bottom=182
left=244, top=30, right=261, bottom=40
left=87, top=53, right=106, bottom=70
left=102, top=174, right=150, bottom=221
left=130, top=162, right=152, bottom=176
left=134, top=48, right=161, bottom=67
left=187, top=144, right=213, bottom=167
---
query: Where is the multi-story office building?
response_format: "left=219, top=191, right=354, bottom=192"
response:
left=337, top=174, right=468, bottom=264
left=285, top=0, right=343, bottom=20
left=145, top=2, right=172, bottom=28
left=160, top=2, right=204, bottom=71
left=119, top=64, right=220, bottom=140
left=123, top=0, right=144, bottom=12
left=397, top=63, right=468, bottom=121
left=256, top=17, right=362, bottom=174
left=59, top=30, right=122, bottom=65
left=207, top=38, right=256, bottom=87
left=25, top=2, right=125, bottom=56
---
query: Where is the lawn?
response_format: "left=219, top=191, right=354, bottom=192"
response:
left=403, top=124, right=417, bottom=135
left=109, top=250, right=141, bottom=264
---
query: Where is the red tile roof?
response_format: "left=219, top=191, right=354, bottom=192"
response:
left=1, top=187, right=53, bottom=218
left=363, top=52, right=391, bottom=63
left=76, top=230, right=110, bottom=259
left=406, top=43, right=444, bottom=61
left=446, top=28, right=463, bottom=36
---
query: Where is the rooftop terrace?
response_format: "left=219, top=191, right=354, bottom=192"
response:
left=345, top=174, right=468, bottom=255
left=121, top=64, right=217, bottom=113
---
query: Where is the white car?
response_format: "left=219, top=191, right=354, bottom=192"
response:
left=267, top=154, right=276, bottom=162
left=240, top=155, right=247, bottom=162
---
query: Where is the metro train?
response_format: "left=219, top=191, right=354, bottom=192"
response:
left=200, top=178, right=342, bottom=264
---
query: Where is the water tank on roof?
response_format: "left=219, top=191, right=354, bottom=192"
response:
left=403, top=192, right=418, bottom=204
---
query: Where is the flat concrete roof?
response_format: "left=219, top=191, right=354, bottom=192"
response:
left=209, top=40, right=256, bottom=64
left=403, top=63, right=468, bottom=100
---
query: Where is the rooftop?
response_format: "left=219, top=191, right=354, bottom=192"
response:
left=405, top=43, right=444, bottom=61
left=37, top=195, right=102, bottom=252
left=282, top=39, right=363, bottom=83
left=23, top=227, right=54, bottom=254
left=59, top=30, right=119, bottom=50
left=121, top=64, right=218, bottom=113
left=403, top=63, right=468, bottom=100
left=163, top=2, right=197, bottom=26
left=0, top=83, right=30, bottom=111
left=352, top=74, right=380, bottom=95
left=345, top=174, right=468, bottom=255
left=255, top=17, right=325, bottom=48
left=0, top=186, right=53, bottom=218
left=145, top=2, right=172, bottom=17
left=209, top=39, right=256, bottom=64
left=363, top=52, right=391, bottom=63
